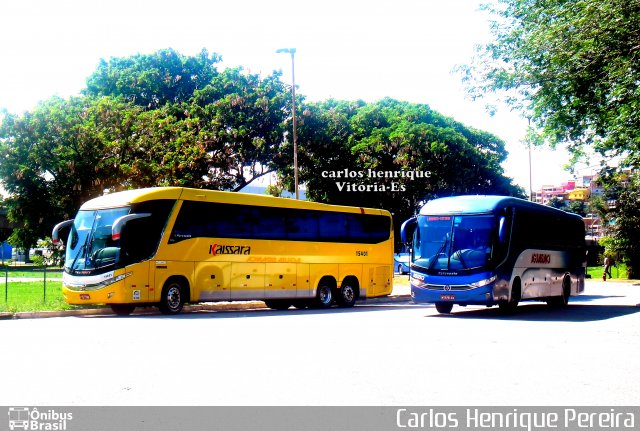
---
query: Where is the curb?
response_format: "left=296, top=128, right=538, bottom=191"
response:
left=0, top=295, right=413, bottom=320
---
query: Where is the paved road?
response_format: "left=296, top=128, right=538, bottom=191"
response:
left=0, top=280, right=638, bottom=406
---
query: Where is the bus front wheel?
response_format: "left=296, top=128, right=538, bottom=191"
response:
left=435, top=302, right=453, bottom=314
left=159, top=279, right=187, bottom=315
left=499, top=279, right=521, bottom=313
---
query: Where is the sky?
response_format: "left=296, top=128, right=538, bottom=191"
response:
left=0, top=0, right=591, bottom=192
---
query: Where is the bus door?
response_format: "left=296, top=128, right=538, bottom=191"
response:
left=125, top=260, right=151, bottom=303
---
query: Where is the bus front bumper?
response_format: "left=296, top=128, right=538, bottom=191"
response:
left=62, top=271, right=131, bottom=305
left=63, top=283, right=130, bottom=305
left=410, top=283, right=496, bottom=306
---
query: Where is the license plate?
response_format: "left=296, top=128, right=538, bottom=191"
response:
left=80, top=294, right=90, bottom=300
left=440, top=294, right=455, bottom=301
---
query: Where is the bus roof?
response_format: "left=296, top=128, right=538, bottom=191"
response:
left=419, top=195, right=582, bottom=220
left=79, top=187, right=391, bottom=216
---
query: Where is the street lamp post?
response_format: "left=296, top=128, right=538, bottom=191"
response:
left=527, top=117, right=533, bottom=202
left=276, top=48, right=299, bottom=200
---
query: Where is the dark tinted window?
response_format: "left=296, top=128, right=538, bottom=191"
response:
left=121, top=200, right=176, bottom=264
left=169, top=201, right=390, bottom=244
left=512, top=208, right=584, bottom=250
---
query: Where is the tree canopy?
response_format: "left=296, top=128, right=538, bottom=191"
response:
left=280, top=97, right=523, bottom=231
left=463, top=0, right=640, bottom=278
left=463, top=0, right=640, bottom=166
left=0, top=48, right=523, bottom=251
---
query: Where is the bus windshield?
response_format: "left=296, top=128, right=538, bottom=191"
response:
left=65, top=207, right=130, bottom=273
left=413, top=214, right=496, bottom=272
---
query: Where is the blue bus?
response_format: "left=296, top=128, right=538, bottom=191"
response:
left=401, top=195, right=586, bottom=314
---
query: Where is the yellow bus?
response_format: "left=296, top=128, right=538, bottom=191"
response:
left=52, top=187, right=393, bottom=315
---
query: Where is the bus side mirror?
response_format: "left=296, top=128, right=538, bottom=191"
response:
left=112, top=213, right=151, bottom=241
left=498, top=216, right=507, bottom=243
left=52, top=219, right=74, bottom=244
left=400, top=216, right=417, bottom=244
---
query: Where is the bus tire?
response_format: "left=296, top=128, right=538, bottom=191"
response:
left=313, top=283, right=333, bottom=308
left=499, top=278, right=521, bottom=313
left=264, top=300, right=291, bottom=310
left=337, top=283, right=358, bottom=308
left=435, top=302, right=453, bottom=314
left=110, top=304, right=135, bottom=316
left=547, top=276, right=571, bottom=308
left=159, top=278, right=187, bottom=315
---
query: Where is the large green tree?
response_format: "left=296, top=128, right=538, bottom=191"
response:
left=85, top=48, right=221, bottom=109
left=84, top=49, right=290, bottom=191
left=0, top=96, right=140, bottom=249
left=603, top=174, right=640, bottom=278
left=463, top=0, right=640, bottom=163
left=0, top=49, right=291, bottom=248
left=276, top=98, right=524, bottom=242
left=464, top=0, right=640, bottom=277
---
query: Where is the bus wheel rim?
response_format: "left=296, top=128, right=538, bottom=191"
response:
left=167, top=286, right=181, bottom=310
left=319, top=286, right=331, bottom=305
left=342, top=286, right=355, bottom=302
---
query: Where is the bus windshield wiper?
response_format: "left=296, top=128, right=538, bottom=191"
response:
left=428, top=237, right=449, bottom=270
left=69, top=243, right=86, bottom=271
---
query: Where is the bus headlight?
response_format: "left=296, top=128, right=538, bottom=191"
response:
left=469, top=275, right=497, bottom=288
left=410, top=275, right=426, bottom=288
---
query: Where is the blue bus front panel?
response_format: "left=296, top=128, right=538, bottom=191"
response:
left=410, top=271, right=498, bottom=306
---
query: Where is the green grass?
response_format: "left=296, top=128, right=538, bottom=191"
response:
left=0, top=266, right=74, bottom=313
left=0, top=280, right=75, bottom=313
left=586, top=263, right=629, bottom=280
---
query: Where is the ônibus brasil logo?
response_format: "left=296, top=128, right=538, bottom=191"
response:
left=209, top=244, right=251, bottom=256
left=7, top=407, right=73, bottom=431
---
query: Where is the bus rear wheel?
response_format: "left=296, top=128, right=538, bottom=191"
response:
left=337, top=284, right=358, bottom=307
left=435, top=302, right=453, bottom=314
left=547, top=276, right=571, bottom=308
left=110, top=304, right=135, bottom=316
left=313, top=284, right=333, bottom=309
left=159, top=279, right=187, bottom=315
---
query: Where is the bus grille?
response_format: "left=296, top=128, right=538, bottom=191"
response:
left=423, top=284, right=473, bottom=291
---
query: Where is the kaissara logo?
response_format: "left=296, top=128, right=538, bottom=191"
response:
left=531, top=253, right=551, bottom=264
left=7, top=407, right=73, bottom=430
left=208, top=244, right=251, bottom=256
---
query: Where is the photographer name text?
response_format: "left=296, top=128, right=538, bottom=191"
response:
left=322, top=169, right=431, bottom=192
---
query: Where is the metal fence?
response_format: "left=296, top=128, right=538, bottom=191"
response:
left=2, top=266, right=64, bottom=306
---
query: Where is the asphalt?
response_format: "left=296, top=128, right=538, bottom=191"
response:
left=0, top=276, right=413, bottom=320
